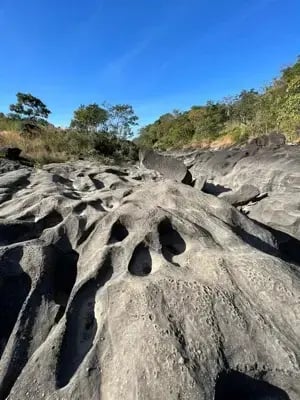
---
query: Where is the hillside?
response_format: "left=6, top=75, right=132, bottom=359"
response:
left=137, top=57, right=300, bottom=150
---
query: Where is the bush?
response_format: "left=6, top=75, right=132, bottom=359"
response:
left=0, top=116, right=22, bottom=132
left=0, top=112, right=139, bottom=165
left=21, top=121, right=42, bottom=136
left=93, top=133, right=139, bottom=161
left=219, top=122, right=250, bottom=143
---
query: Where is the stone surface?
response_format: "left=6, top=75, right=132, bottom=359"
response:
left=248, top=132, right=286, bottom=149
left=189, top=143, right=300, bottom=241
left=219, top=184, right=261, bottom=206
left=0, top=160, right=299, bottom=399
left=140, top=149, right=192, bottom=184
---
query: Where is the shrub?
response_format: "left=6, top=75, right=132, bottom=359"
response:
left=21, top=121, right=42, bottom=136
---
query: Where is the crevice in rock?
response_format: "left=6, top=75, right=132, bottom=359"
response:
left=88, top=199, right=105, bottom=212
left=0, top=172, right=31, bottom=205
left=231, top=223, right=280, bottom=258
left=53, top=246, right=78, bottom=323
left=56, top=253, right=113, bottom=388
left=77, top=221, right=97, bottom=247
left=89, top=175, right=105, bottom=190
left=63, top=191, right=81, bottom=200
left=104, top=168, right=129, bottom=177
left=0, top=241, right=78, bottom=399
left=229, top=207, right=300, bottom=266
left=0, top=288, right=43, bottom=400
left=253, top=220, right=300, bottom=266
left=0, top=247, right=31, bottom=359
left=214, top=370, right=290, bottom=400
left=203, top=182, right=232, bottom=196
left=74, top=202, right=87, bottom=214
left=52, top=175, right=72, bottom=187
left=37, top=210, right=63, bottom=230
left=0, top=210, right=63, bottom=246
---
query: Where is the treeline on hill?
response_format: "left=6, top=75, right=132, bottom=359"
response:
left=137, top=57, right=300, bottom=150
left=0, top=93, right=139, bottom=164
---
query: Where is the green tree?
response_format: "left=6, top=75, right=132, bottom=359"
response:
left=70, top=103, right=108, bottom=133
left=107, top=104, right=138, bottom=138
left=189, top=102, right=228, bottom=139
left=277, top=75, right=300, bottom=137
left=137, top=56, right=300, bottom=147
left=9, top=92, right=51, bottom=121
left=231, top=89, right=260, bottom=124
left=138, top=111, right=194, bottom=149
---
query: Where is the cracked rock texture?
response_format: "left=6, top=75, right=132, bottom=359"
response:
left=0, top=157, right=299, bottom=400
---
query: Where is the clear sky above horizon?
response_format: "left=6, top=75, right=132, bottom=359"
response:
left=1, top=0, right=300, bottom=129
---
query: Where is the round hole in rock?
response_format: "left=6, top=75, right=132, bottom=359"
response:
left=108, top=220, right=129, bottom=244
left=128, top=242, right=152, bottom=276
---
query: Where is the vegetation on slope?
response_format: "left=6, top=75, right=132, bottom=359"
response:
left=137, top=57, right=300, bottom=150
left=1, top=57, right=300, bottom=163
left=0, top=95, right=139, bottom=164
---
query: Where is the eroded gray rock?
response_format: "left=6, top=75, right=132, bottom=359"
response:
left=189, top=143, right=300, bottom=241
left=0, top=161, right=298, bottom=400
left=219, top=184, right=261, bottom=206
left=140, top=149, right=192, bottom=184
left=0, top=147, right=22, bottom=161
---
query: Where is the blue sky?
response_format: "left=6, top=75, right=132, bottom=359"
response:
left=0, top=0, right=300, bottom=129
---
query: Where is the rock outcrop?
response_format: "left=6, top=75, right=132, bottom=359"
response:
left=181, top=142, right=300, bottom=244
left=140, top=149, right=193, bottom=184
left=0, top=147, right=22, bottom=161
left=0, top=158, right=299, bottom=400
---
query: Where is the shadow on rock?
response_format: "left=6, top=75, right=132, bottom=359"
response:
left=214, top=370, right=290, bottom=400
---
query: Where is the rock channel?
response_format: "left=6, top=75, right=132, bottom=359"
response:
left=0, top=148, right=299, bottom=399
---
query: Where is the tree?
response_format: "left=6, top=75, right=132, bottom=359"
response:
left=189, top=101, right=228, bottom=139
left=107, top=104, right=138, bottom=138
left=9, top=92, right=51, bottom=121
left=137, top=55, right=300, bottom=146
left=70, top=103, right=108, bottom=133
left=231, top=89, right=260, bottom=124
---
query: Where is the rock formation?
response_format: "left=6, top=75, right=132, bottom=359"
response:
left=0, top=149, right=299, bottom=399
left=140, top=149, right=192, bottom=184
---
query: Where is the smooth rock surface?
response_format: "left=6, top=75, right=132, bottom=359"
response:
left=0, top=160, right=299, bottom=400
left=188, top=144, right=300, bottom=241
left=219, top=184, right=261, bottom=206
left=140, top=149, right=192, bottom=184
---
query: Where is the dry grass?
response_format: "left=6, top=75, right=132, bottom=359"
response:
left=184, top=139, right=212, bottom=149
left=210, top=133, right=236, bottom=149
left=184, top=134, right=235, bottom=150
left=0, top=130, right=23, bottom=146
left=293, top=136, right=300, bottom=144
left=0, top=128, right=127, bottom=165
left=0, top=130, right=70, bottom=164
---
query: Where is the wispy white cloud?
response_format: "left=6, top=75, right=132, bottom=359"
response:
left=101, top=38, right=151, bottom=80
left=100, top=24, right=165, bottom=82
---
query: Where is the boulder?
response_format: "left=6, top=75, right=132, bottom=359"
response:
left=248, top=132, right=286, bottom=149
left=0, top=147, right=22, bottom=160
left=219, top=184, right=261, bottom=206
left=140, top=149, right=193, bottom=184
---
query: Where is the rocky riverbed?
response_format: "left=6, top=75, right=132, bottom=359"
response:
left=0, top=139, right=299, bottom=399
